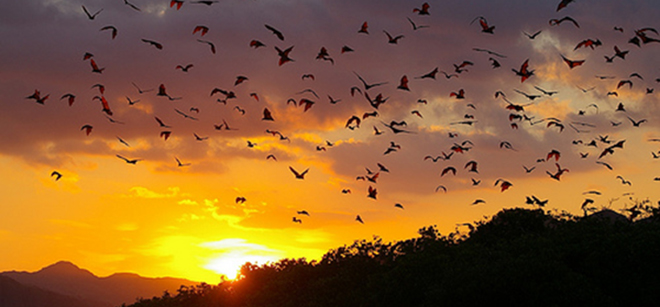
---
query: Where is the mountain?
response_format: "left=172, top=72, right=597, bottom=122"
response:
left=1, top=261, right=198, bottom=307
left=0, top=275, right=90, bottom=307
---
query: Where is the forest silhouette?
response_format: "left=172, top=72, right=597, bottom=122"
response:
left=125, top=202, right=660, bottom=307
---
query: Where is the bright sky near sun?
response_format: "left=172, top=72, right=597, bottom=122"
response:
left=1, top=0, right=660, bottom=283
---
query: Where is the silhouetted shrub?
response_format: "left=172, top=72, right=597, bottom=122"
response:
left=126, top=206, right=660, bottom=307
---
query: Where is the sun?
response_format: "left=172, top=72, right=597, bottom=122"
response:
left=204, top=252, right=279, bottom=280
left=200, top=239, right=283, bottom=280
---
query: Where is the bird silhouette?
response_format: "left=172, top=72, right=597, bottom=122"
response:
left=471, top=16, right=495, bottom=34
left=155, top=117, right=171, bottom=128
left=92, top=96, right=112, bottom=115
left=367, top=186, right=377, bottom=199
left=441, top=166, right=457, bottom=177
left=407, top=17, right=429, bottom=30
left=80, top=124, right=93, bottom=136
left=170, top=0, right=183, bottom=10
left=616, top=175, right=632, bottom=185
left=523, top=30, right=542, bottom=39
left=383, top=30, right=404, bottom=44
left=265, top=24, right=284, bottom=40
left=176, top=64, right=194, bottom=72
left=192, top=1, right=218, bottom=5
left=598, top=140, right=625, bottom=159
left=123, top=0, right=141, bottom=11
left=358, top=21, right=369, bottom=34
left=82, top=5, right=103, bottom=20
left=556, top=0, right=575, bottom=11
left=574, top=38, right=602, bottom=50
left=51, top=171, right=62, bottom=181
left=175, top=157, right=191, bottom=167
left=512, top=59, right=534, bottom=82
left=197, top=39, right=216, bottom=54
left=275, top=46, right=294, bottom=66
left=336, top=46, right=353, bottom=56
left=628, top=116, right=647, bottom=127
left=494, top=179, right=513, bottom=192
left=397, top=75, right=410, bottom=91
left=89, top=59, right=104, bottom=74
left=250, top=40, right=266, bottom=49
left=141, top=39, right=163, bottom=50
left=596, top=161, right=613, bottom=170
left=100, top=25, right=117, bottom=39
left=464, top=161, right=479, bottom=173
left=117, top=155, right=141, bottom=164
left=60, top=93, right=76, bottom=106
left=117, top=137, right=130, bottom=147
left=131, top=82, right=153, bottom=94
left=546, top=163, right=569, bottom=181
left=561, top=54, right=585, bottom=68
left=413, top=2, right=430, bottom=15
left=354, top=72, right=388, bottom=90
left=160, top=131, right=172, bottom=141
left=549, top=16, right=580, bottom=28
left=289, top=167, right=309, bottom=179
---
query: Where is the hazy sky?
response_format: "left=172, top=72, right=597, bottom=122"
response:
left=1, top=0, right=659, bottom=282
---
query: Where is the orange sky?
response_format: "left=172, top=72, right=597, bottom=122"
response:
left=1, top=0, right=660, bottom=283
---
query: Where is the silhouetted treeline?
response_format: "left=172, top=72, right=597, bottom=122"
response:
left=126, top=203, right=660, bottom=307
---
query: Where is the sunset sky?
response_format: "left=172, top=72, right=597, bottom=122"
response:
left=1, top=0, right=660, bottom=283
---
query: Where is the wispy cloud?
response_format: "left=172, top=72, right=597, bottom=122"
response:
left=123, top=186, right=181, bottom=199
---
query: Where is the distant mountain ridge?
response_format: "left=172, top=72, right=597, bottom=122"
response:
left=1, top=261, right=198, bottom=307
left=0, top=275, right=90, bottom=307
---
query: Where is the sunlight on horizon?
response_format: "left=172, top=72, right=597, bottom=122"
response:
left=201, top=239, right=284, bottom=280
left=1, top=0, right=659, bottom=285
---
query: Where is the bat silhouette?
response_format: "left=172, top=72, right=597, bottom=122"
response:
left=523, top=30, right=542, bottom=39
left=123, top=0, right=141, bottom=11
left=512, top=59, right=534, bottom=82
left=193, top=25, right=209, bottom=36
left=413, top=2, right=430, bottom=15
left=117, top=155, right=141, bottom=164
left=289, top=166, right=309, bottom=179
left=250, top=40, right=266, bottom=48
left=265, top=24, right=284, bottom=40
left=100, top=25, right=117, bottom=39
left=170, top=0, right=184, bottom=10
left=358, top=21, right=369, bottom=34
left=561, top=54, right=585, bottom=68
left=383, top=30, right=404, bottom=44
left=82, top=5, right=103, bottom=20
left=549, top=16, right=579, bottom=28
left=197, top=39, right=216, bottom=54
left=142, top=39, right=163, bottom=50
left=407, top=17, right=429, bottom=30
left=275, top=45, right=294, bottom=66
left=51, top=171, right=63, bottom=181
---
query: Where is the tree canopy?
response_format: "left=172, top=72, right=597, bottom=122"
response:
left=126, top=202, right=660, bottom=307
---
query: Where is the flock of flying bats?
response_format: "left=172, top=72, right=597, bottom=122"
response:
left=25, top=0, right=660, bottom=225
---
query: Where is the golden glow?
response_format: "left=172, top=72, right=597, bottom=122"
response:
left=3, top=0, right=660, bottom=286
left=201, top=239, right=283, bottom=280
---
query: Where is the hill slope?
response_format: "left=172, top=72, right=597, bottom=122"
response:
left=0, top=275, right=91, bottom=307
left=1, top=261, right=198, bottom=307
left=126, top=207, right=660, bottom=307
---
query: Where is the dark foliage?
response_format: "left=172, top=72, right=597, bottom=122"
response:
left=126, top=204, right=660, bottom=307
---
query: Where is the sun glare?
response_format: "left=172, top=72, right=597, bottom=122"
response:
left=201, top=239, right=283, bottom=280
left=205, top=252, right=279, bottom=280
